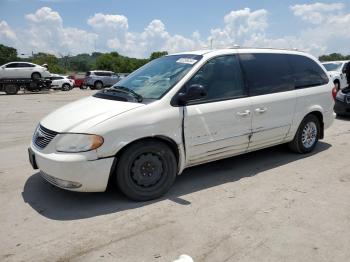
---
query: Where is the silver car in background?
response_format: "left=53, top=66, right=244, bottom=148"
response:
left=84, top=70, right=120, bottom=89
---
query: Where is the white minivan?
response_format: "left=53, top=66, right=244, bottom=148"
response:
left=28, top=48, right=335, bottom=201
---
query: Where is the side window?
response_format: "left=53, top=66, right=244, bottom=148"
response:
left=5, top=63, right=18, bottom=68
left=18, top=63, right=32, bottom=67
left=239, top=53, right=294, bottom=96
left=187, top=55, right=245, bottom=102
left=288, top=55, right=329, bottom=88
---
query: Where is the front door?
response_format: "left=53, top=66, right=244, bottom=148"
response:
left=4, top=63, right=19, bottom=78
left=183, top=55, right=252, bottom=165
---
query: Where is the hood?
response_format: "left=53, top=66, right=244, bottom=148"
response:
left=41, top=96, right=144, bottom=133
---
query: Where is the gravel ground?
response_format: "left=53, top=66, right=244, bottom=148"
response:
left=0, top=89, right=350, bottom=262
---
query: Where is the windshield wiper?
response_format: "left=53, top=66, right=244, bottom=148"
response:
left=109, top=86, right=143, bottom=102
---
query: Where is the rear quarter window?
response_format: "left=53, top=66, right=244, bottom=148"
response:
left=288, top=55, right=329, bottom=88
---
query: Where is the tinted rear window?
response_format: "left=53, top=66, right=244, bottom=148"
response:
left=288, top=55, right=329, bottom=88
left=239, top=53, right=294, bottom=96
left=85, top=71, right=91, bottom=76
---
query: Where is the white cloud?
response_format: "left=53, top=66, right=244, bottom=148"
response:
left=2, top=5, right=350, bottom=58
left=291, top=2, right=344, bottom=24
left=209, top=8, right=268, bottom=48
left=88, top=15, right=203, bottom=58
left=288, top=2, right=350, bottom=55
left=17, top=7, right=97, bottom=56
left=88, top=13, right=128, bottom=31
left=0, top=20, right=17, bottom=45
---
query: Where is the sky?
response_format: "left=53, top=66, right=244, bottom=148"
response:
left=0, top=0, right=350, bottom=58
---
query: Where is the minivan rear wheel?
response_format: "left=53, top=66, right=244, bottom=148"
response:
left=289, top=114, right=320, bottom=153
left=115, top=140, right=177, bottom=201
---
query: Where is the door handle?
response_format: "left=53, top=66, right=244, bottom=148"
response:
left=237, top=110, right=250, bottom=117
left=255, top=107, right=267, bottom=114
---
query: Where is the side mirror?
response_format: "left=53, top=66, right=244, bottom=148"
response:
left=177, top=84, right=207, bottom=105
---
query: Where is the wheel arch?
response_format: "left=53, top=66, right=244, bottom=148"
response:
left=31, top=72, right=42, bottom=78
left=304, top=111, right=324, bottom=139
left=107, top=136, right=183, bottom=187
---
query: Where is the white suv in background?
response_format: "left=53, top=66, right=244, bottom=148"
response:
left=322, top=60, right=349, bottom=90
left=0, top=62, right=50, bottom=79
left=29, top=48, right=335, bottom=201
left=50, top=75, right=74, bottom=91
left=84, top=70, right=120, bottom=89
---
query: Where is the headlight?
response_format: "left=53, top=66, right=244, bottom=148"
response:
left=336, top=91, right=346, bottom=102
left=56, top=134, right=104, bottom=153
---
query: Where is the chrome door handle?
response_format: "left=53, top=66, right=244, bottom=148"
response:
left=255, top=107, right=267, bottom=113
left=237, top=110, right=250, bottom=117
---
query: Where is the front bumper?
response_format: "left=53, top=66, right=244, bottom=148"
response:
left=334, top=99, right=350, bottom=116
left=29, top=143, right=114, bottom=192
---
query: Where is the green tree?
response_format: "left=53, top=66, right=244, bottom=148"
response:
left=319, top=53, right=350, bottom=62
left=0, top=44, right=17, bottom=65
left=150, top=51, right=168, bottom=60
left=30, top=52, right=65, bottom=74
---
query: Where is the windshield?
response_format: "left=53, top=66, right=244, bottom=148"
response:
left=323, top=62, right=342, bottom=71
left=112, top=54, right=202, bottom=99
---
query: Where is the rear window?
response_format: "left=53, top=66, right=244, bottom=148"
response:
left=239, top=53, right=294, bottom=96
left=288, top=55, right=329, bottom=88
left=85, top=71, right=91, bottom=77
left=323, top=62, right=342, bottom=72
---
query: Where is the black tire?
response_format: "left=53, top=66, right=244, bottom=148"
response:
left=115, top=140, right=177, bottom=201
left=289, top=114, right=320, bottom=154
left=4, top=84, right=19, bottom=95
left=62, top=84, right=70, bottom=91
left=31, top=72, right=41, bottom=80
left=94, top=81, right=103, bottom=89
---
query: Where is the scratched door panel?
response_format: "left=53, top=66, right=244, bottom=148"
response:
left=184, top=97, right=252, bottom=165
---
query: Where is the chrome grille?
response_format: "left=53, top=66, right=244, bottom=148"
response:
left=33, top=125, right=58, bottom=149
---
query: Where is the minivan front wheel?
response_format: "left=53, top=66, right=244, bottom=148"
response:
left=289, top=115, right=320, bottom=153
left=115, top=140, right=177, bottom=201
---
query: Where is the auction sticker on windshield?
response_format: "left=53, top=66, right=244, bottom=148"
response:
left=176, top=58, right=198, bottom=65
